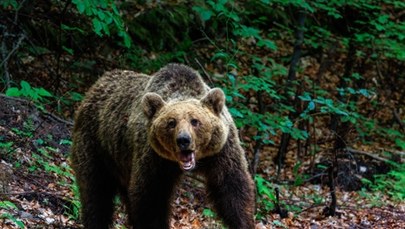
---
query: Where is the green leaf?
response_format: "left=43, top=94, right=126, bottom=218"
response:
left=0, top=212, right=25, bottom=228
left=59, top=139, right=72, bottom=145
left=0, top=201, right=18, bottom=209
left=351, top=72, right=362, bottom=80
left=192, top=6, right=213, bottom=22
left=234, top=25, right=260, bottom=38
left=226, top=73, right=237, bottom=89
left=299, top=93, right=312, bottom=101
left=112, top=14, right=123, bottom=29
left=97, top=10, right=106, bottom=20
left=358, top=89, right=370, bottom=97
left=104, top=11, right=114, bottom=24
left=61, top=24, right=85, bottom=34
left=255, top=175, right=275, bottom=200
left=112, top=4, right=120, bottom=15
left=1, top=0, right=18, bottom=9
left=101, top=20, right=110, bottom=36
left=211, top=52, right=228, bottom=61
left=227, top=62, right=238, bottom=69
left=119, top=31, right=131, bottom=48
left=70, top=92, right=84, bottom=101
left=35, top=138, right=44, bottom=145
left=316, top=164, right=328, bottom=170
left=92, top=18, right=103, bottom=36
left=308, top=101, right=315, bottom=111
left=377, top=14, right=389, bottom=24
left=395, top=138, right=405, bottom=150
left=229, top=107, right=243, bottom=118
left=257, top=39, right=277, bottom=50
left=0, top=201, right=25, bottom=228
left=201, top=10, right=213, bottom=21
left=35, top=88, right=52, bottom=97
left=202, top=208, right=216, bottom=217
left=62, top=46, right=74, bottom=55
left=5, top=87, right=21, bottom=97
left=20, top=80, right=31, bottom=93
left=73, top=0, right=85, bottom=14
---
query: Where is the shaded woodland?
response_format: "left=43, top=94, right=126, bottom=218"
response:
left=1, top=0, right=404, bottom=228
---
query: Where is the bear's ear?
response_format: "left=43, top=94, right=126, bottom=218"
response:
left=201, top=88, right=225, bottom=116
left=142, top=93, right=166, bottom=119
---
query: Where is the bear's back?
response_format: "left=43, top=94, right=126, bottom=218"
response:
left=78, top=69, right=150, bottom=112
left=145, top=64, right=210, bottom=101
left=74, top=70, right=150, bottom=161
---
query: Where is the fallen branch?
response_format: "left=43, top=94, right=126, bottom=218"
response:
left=43, top=112, right=73, bottom=126
left=0, top=93, right=74, bottom=126
left=0, top=93, right=30, bottom=103
left=376, top=147, right=405, bottom=157
left=345, top=148, right=392, bottom=163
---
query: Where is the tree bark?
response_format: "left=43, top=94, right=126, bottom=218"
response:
left=275, top=9, right=306, bottom=179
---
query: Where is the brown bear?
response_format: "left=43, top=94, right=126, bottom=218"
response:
left=70, top=63, right=255, bottom=229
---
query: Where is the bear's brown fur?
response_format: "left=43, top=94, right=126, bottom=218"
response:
left=71, top=63, right=255, bottom=229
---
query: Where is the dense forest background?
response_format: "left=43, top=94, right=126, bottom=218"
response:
left=1, top=0, right=404, bottom=228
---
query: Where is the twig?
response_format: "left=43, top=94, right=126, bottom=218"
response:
left=251, top=140, right=262, bottom=176
left=13, top=0, right=27, bottom=24
left=194, top=58, right=214, bottom=85
left=1, top=31, right=25, bottom=89
left=0, top=33, right=25, bottom=67
left=304, top=173, right=328, bottom=183
left=376, top=147, right=405, bottom=157
left=250, top=90, right=264, bottom=176
left=42, top=112, right=74, bottom=126
left=392, top=108, right=405, bottom=132
left=1, top=40, right=11, bottom=88
left=345, top=147, right=392, bottom=163
left=300, top=203, right=324, bottom=213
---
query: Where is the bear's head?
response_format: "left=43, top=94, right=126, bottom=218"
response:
left=142, top=88, right=229, bottom=171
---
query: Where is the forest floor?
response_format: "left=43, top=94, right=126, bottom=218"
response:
left=0, top=94, right=404, bottom=229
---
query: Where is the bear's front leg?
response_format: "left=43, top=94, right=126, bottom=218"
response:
left=203, top=157, right=255, bottom=229
left=127, top=152, right=181, bottom=229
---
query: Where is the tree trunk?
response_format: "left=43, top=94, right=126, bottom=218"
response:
left=275, top=9, right=306, bottom=180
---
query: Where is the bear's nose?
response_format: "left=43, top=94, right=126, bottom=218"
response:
left=176, top=132, right=191, bottom=150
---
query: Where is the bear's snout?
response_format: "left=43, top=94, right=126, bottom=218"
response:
left=176, top=132, right=191, bottom=150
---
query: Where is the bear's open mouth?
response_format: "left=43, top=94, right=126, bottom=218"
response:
left=179, top=150, right=195, bottom=171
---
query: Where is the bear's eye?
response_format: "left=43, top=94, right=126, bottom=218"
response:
left=190, top=118, right=199, bottom=127
left=167, top=119, right=176, bottom=129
